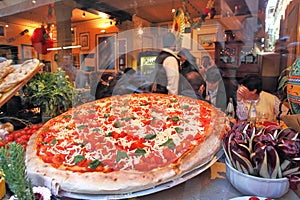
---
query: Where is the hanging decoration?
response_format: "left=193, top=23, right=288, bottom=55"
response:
left=31, top=25, right=54, bottom=55
left=47, top=5, right=53, bottom=19
left=172, top=8, right=185, bottom=43
left=182, top=0, right=216, bottom=29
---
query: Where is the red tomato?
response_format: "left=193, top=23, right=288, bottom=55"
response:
left=30, top=124, right=39, bottom=130
left=249, top=197, right=260, bottom=200
left=0, top=141, right=5, bottom=147
left=162, top=148, right=176, bottom=162
left=6, top=134, right=14, bottom=142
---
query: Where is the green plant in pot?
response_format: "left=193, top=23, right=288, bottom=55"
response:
left=22, top=68, right=74, bottom=122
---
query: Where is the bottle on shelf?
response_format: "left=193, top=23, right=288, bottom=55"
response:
left=226, top=97, right=235, bottom=118
left=248, top=102, right=257, bottom=125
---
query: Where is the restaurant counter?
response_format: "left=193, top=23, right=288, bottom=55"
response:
left=133, top=162, right=299, bottom=200
left=3, top=162, right=298, bottom=200
left=57, top=162, right=299, bottom=200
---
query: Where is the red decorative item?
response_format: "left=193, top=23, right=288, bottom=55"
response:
left=203, top=7, right=211, bottom=15
left=31, top=26, right=54, bottom=55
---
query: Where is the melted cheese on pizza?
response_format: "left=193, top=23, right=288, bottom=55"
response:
left=35, top=94, right=213, bottom=172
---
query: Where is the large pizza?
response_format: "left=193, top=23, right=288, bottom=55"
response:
left=26, top=93, right=229, bottom=195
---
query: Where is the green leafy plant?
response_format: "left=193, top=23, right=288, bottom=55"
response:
left=22, top=68, right=74, bottom=119
left=0, top=142, right=34, bottom=200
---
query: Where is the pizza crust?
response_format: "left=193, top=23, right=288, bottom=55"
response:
left=26, top=94, right=230, bottom=195
left=178, top=108, right=229, bottom=173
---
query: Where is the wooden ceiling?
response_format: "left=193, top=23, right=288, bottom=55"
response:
left=75, top=0, right=267, bottom=23
left=0, top=0, right=267, bottom=28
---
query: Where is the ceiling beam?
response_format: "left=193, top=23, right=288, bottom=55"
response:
left=75, top=0, right=132, bottom=22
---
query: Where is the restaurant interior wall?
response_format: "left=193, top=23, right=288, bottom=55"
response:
left=0, top=0, right=297, bottom=79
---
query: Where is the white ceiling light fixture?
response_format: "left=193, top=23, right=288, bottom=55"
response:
left=172, top=0, right=175, bottom=13
left=32, top=0, right=36, bottom=4
left=63, top=45, right=82, bottom=49
left=98, top=11, right=110, bottom=19
left=137, top=27, right=144, bottom=35
left=47, top=47, right=62, bottom=51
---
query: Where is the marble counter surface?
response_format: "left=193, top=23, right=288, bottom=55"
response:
left=133, top=162, right=299, bottom=200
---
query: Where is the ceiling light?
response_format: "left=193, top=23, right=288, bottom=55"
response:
left=172, top=8, right=175, bottom=13
left=5, top=24, right=8, bottom=28
left=98, top=12, right=110, bottom=19
left=32, top=0, right=36, bottom=4
left=100, top=30, right=106, bottom=33
left=63, top=45, right=82, bottom=49
left=138, top=28, right=144, bottom=35
left=47, top=47, right=62, bottom=51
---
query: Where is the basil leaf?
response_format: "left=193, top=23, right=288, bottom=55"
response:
left=144, top=134, right=156, bottom=140
left=116, top=151, right=128, bottom=163
left=106, top=132, right=112, bottom=137
left=64, top=115, right=72, bottom=119
left=73, top=112, right=79, bottom=118
left=114, top=121, right=122, bottom=128
left=89, top=109, right=95, bottom=113
left=175, top=127, right=183, bottom=133
left=92, top=128, right=100, bottom=132
left=134, top=148, right=146, bottom=156
left=167, top=116, right=180, bottom=122
left=77, top=124, right=88, bottom=130
left=172, top=99, right=178, bottom=103
left=140, top=102, right=150, bottom=106
left=41, top=141, right=47, bottom=145
left=159, top=138, right=175, bottom=149
left=89, top=160, right=101, bottom=169
left=104, top=113, right=110, bottom=118
left=51, top=138, right=57, bottom=145
left=182, top=105, right=189, bottom=109
left=74, top=155, right=85, bottom=165
left=76, top=142, right=88, bottom=147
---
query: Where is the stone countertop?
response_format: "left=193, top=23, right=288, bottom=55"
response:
left=134, top=162, right=299, bottom=200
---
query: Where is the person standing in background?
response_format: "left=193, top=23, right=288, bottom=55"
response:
left=205, top=67, right=227, bottom=112
left=152, top=32, right=180, bottom=94
left=201, top=55, right=217, bottom=80
left=61, top=55, right=78, bottom=83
